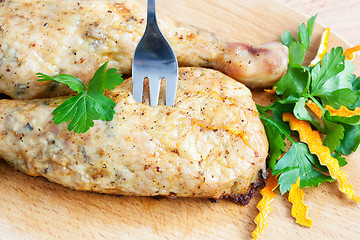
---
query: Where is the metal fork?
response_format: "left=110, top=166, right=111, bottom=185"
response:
left=132, top=0, right=178, bottom=106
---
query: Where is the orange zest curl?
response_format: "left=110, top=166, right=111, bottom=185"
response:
left=282, top=112, right=360, bottom=203
left=344, top=45, right=360, bottom=61
left=325, top=105, right=360, bottom=117
left=306, top=100, right=360, bottom=118
left=264, top=87, right=277, bottom=95
left=252, top=174, right=278, bottom=240
left=288, top=178, right=312, bottom=227
left=310, top=27, right=330, bottom=66
left=305, top=100, right=323, bottom=118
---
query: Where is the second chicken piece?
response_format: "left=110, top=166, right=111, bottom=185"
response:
left=0, top=0, right=288, bottom=99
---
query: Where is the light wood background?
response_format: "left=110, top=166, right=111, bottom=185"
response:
left=276, top=0, right=360, bottom=46
left=1, top=0, right=360, bottom=240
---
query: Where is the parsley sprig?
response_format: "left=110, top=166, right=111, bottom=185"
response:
left=37, top=62, right=124, bottom=133
left=258, top=15, right=360, bottom=194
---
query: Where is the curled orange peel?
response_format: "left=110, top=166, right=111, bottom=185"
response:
left=305, top=100, right=323, bottom=118
left=310, top=27, right=330, bottom=66
left=306, top=100, right=360, bottom=118
left=264, top=87, right=277, bottom=95
left=344, top=45, right=360, bottom=61
left=282, top=112, right=360, bottom=203
left=288, top=178, right=312, bottom=227
left=325, top=105, right=360, bottom=117
left=251, top=174, right=278, bottom=240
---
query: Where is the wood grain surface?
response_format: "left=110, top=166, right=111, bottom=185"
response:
left=1, top=0, right=360, bottom=239
left=276, top=0, right=360, bottom=46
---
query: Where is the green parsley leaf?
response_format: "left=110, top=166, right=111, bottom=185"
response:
left=350, top=76, right=360, bottom=108
left=312, top=60, right=357, bottom=108
left=351, top=75, right=360, bottom=91
left=37, top=61, right=123, bottom=133
left=323, top=119, right=344, bottom=152
left=37, top=73, right=85, bottom=93
left=320, top=60, right=354, bottom=93
left=298, top=14, right=317, bottom=48
left=273, top=142, right=334, bottom=195
left=288, top=42, right=307, bottom=67
left=293, top=97, right=323, bottom=131
left=319, top=88, right=358, bottom=109
left=332, top=152, right=348, bottom=167
left=260, top=101, right=294, bottom=132
left=311, top=47, right=346, bottom=96
left=325, top=110, right=360, bottom=125
left=281, top=30, right=296, bottom=48
left=336, top=123, right=360, bottom=155
left=275, top=67, right=308, bottom=98
left=88, top=62, right=123, bottom=93
left=275, top=15, right=317, bottom=98
left=259, top=116, right=286, bottom=170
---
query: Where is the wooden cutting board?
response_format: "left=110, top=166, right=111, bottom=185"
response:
left=1, top=0, right=360, bottom=239
left=276, top=0, right=360, bottom=46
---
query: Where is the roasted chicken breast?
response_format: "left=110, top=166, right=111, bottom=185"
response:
left=0, top=67, right=268, bottom=203
left=0, top=0, right=288, bottom=99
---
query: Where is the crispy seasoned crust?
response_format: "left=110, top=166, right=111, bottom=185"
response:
left=0, top=67, right=268, bottom=202
left=138, top=170, right=266, bottom=205
left=222, top=169, right=267, bottom=204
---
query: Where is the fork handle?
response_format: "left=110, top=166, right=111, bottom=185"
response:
left=147, top=0, right=157, bottom=25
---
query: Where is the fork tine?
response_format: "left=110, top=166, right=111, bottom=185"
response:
left=149, top=76, right=161, bottom=106
left=165, top=72, right=178, bottom=106
left=132, top=0, right=178, bottom=106
left=132, top=71, right=144, bottom=103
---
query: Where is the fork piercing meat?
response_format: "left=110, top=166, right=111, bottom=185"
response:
left=132, top=0, right=178, bottom=106
left=0, top=67, right=268, bottom=204
left=0, top=0, right=288, bottom=99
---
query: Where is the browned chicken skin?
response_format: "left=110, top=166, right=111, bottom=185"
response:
left=0, top=0, right=288, bottom=99
left=0, top=67, right=268, bottom=203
